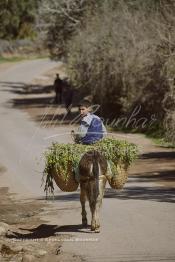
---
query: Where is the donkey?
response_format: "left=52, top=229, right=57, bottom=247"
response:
left=78, top=150, right=108, bottom=232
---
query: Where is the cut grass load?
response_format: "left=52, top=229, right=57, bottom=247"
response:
left=43, top=138, right=138, bottom=196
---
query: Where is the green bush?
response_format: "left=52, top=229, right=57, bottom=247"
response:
left=39, top=0, right=175, bottom=143
left=0, top=0, right=39, bottom=40
left=43, top=138, right=138, bottom=181
left=67, top=1, right=174, bottom=119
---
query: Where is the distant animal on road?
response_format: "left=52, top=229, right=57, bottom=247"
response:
left=79, top=150, right=108, bottom=232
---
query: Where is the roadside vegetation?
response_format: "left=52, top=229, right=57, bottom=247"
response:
left=0, top=54, right=48, bottom=64
left=0, top=0, right=46, bottom=59
left=38, top=0, right=175, bottom=147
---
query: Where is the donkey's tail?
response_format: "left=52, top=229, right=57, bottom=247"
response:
left=91, top=154, right=101, bottom=198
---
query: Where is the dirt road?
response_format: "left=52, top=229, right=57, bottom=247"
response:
left=0, top=59, right=175, bottom=262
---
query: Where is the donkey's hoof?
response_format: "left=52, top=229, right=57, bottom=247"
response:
left=91, top=226, right=95, bottom=231
left=91, top=227, right=100, bottom=233
left=82, top=219, right=88, bottom=227
left=82, top=223, right=88, bottom=228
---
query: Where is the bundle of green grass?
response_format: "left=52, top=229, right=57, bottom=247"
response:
left=43, top=138, right=138, bottom=195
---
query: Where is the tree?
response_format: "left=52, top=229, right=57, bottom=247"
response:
left=66, top=0, right=175, bottom=132
left=38, top=0, right=175, bottom=142
left=0, top=0, right=39, bottom=39
left=37, top=0, right=102, bottom=58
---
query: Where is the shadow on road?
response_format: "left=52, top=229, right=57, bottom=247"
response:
left=12, top=96, right=55, bottom=108
left=130, top=170, right=175, bottom=183
left=1, top=81, right=55, bottom=108
left=39, top=174, right=175, bottom=203
left=141, top=151, right=175, bottom=160
left=0, top=81, right=53, bottom=95
left=104, top=186, right=175, bottom=203
left=0, top=81, right=80, bottom=125
left=6, top=223, right=91, bottom=239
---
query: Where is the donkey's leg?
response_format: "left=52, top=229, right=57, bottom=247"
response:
left=95, top=181, right=103, bottom=229
left=95, top=197, right=101, bottom=230
left=95, top=177, right=107, bottom=230
left=87, top=181, right=98, bottom=231
left=89, top=200, right=97, bottom=231
left=80, top=184, right=88, bottom=227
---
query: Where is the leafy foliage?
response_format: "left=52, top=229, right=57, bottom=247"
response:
left=38, top=1, right=175, bottom=142
left=38, top=0, right=103, bottom=57
left=67, top=0, right=175, bottom=119
left=43, top=138, right=138, bottom=181
left=0, top=0, right=39, bottom=39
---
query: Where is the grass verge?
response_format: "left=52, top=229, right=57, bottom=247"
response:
left=0, top=55, right=49, bottom=64
left=108, top=125, right=175, bottom=148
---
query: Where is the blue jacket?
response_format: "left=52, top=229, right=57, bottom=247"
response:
left=81, top=115, right=104, bottom=144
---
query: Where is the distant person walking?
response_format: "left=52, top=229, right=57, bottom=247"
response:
left=54, top=74, right=63, bottom=104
